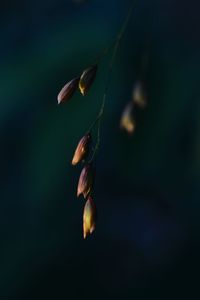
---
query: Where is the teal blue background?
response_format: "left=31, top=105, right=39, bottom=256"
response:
left=0, top=0, right=200, bottom=298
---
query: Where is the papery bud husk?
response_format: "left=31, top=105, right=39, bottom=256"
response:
left=72, top=133, right=91, bottom=166
left=79, top=65, right=97, bottom=96
left=77, top=164, right=94, bottom=198
left=83, top=196, right=97, bottom=239
left=57, top=77, right=79, bottom=104
left=120, top=102, right=136, bottom=134
left=132, top=81, right=147, bottom=108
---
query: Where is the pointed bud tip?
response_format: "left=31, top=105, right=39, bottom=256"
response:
left=57, top=77, right=79, bottom=104
left=132, top=81, right=147, bottom=108
left=72, top=134, right=92, bottom=166
left=72, top=156, right=79, bottom=165
left=83, top=196, right=96, bottom=239
left=120, top=102, right=136, bottom=134
left=77, top=164, right=94, bottom=199
left=79, top=82, right=86, bottom=96
left=79, top=65, right=98, bottom=96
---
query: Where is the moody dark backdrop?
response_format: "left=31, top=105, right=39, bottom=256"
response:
left=0, top=0, right=200, bottom=298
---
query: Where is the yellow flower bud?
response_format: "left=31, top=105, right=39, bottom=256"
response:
left=79, top=65, right=97, bottom=96
left=120, top=102, right=136, bottom=134
left=83, top=196, right=97, bottom=239
left=72, top=134, right=91, bottom=166
left=132, top=81, right=147, bottom=108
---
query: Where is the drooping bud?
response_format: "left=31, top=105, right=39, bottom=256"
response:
left=120, top=102, right=136, bottom=134
left=132, top=81, right=147, bottom=108
left=57, top=77, right=79, bottom=104
left=83, top=196, right=97, bottom=239
left=79, top=65, right=97, bottom=96
left=72, top=133, right=91, bottom=166
left=77, top=164, right=94, bottom=198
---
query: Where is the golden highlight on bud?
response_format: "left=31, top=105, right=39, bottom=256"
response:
left=57, top=77, right=79, bottom=104
left=120, top=102, right=136, bottom=134
left=79, top=65, right=97, bottom=96
left=83, top=196, right=96, bottom=239
left=72, top=133, right=91, bottom=166
left=77, top=164, right=94, bottom=198
left=132, top=81, right=147, bottom=108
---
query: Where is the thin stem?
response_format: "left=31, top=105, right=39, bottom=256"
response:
left=88, top=94, right=105, bottom=162
left=87, top=97, right=105, bottom=134
left=95, top=39, right=116, bottom=65
left=117, top=0, right=136, bottom=41
left=95, top=0, right=136, bottom=65
left=90, top=0, right=136, bottom=161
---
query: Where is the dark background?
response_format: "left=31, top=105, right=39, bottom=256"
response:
left=0, top=0, right=200, bottom=298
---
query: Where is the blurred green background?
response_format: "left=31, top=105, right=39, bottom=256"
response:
left=0, top=0, right=200, bottom=298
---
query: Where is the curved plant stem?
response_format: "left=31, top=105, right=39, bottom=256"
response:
left=89, top=0, right=137, bottom=162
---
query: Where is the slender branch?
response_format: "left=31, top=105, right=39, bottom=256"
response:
left=89, top=0, right=136, bottom=161
left=88, top=94, right=105, bottom=162
left=95, top=0, right=135, bottom=65
left=86, top=96, right=105, bottom=134
left=95, top=40, right=116, bottom=65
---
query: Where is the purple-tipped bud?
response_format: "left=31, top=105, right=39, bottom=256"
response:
left=79, top=65, right=97, bottom=96
left=72, top=133, right=91, bottom=166
left=77, top=164, right=94, bottom=198
left=83, top=196, right=97, bottom=239
left=132, top=81, right=147, bottom=108
left=120, top=102, right=136, bottom=134
left=57, top=77, right=79, bottom=104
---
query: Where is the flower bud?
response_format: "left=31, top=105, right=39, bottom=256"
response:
left=79, top=65, right=97, bottom=96
left=83, top=196, right=97, bottom=239
left=57, top=77, right=79, bottom=104
left=72, top=133, right=91, bottom=166
left=132, top=81, right=147, bottom=108
left=120, top=102, right=136, bottom=134
left=77, top=164, right=94, bottom=198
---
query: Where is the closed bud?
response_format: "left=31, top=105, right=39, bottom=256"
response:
left=57, top=77, right=79, bottom=104
left=72, top=133, right=91, bottom=166
left=77, top=164, right=94, bottom=198
left=120, top=102, right=136, bottom=134
left=132, top=81, right=147, bottom=108
left=83, top=196, right=97, bottom=239
left=79, top=65, right=97, bottom=96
